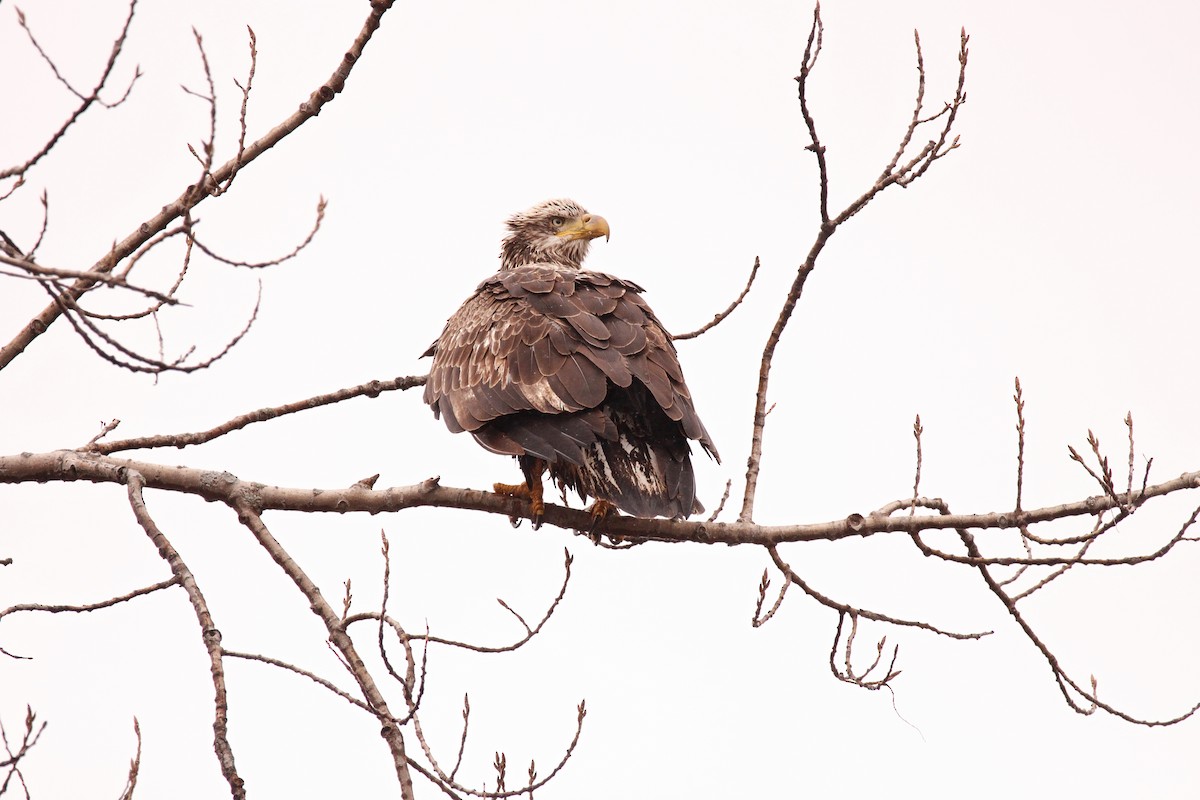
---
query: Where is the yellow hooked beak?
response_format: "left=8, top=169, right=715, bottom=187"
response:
left=556, top=214, right=610, bottom=242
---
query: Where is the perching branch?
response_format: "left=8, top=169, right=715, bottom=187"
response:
left=5, top=448, right=1200, bottom=550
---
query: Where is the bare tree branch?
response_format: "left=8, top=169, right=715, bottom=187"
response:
left=223, top=650, right=375, bottom=714
left=2, top=1, right=141, bottom=184
left=92, top=374, right=427, bottom=454
left=768, top=544, right=987, bottom=640
left=347, top=548, right=574, bottom=655
left=0, top=706, right=46, bottom=798
left=0, top=577, right=179, bottom=622
left=0, top=253, right=183, bottom=306
left=2, top=4, right=1194, bottom=796
left=8, top=449, right=1198, bottom=550
left=739, top=8, right=969, bottom=523
left=228, top=499, right=416, bottom=798
left=188, top=196, right=326, bottom=268
left=42, top=277, right=261, bottom=374
left=408, top=698, right=587, bottom=800
left=117, top=718, right=142, bottom=800
left=123, top=471, right=245, bottom=798
left=214, top=26, right=258, bottom=195
left=0, top=0, right=398, bottom=371
left=958, top=529, right=1200, bottom=726
left=673, top=256, right=759, bottom=340
left=751, top=568, right=788, bottom=628
left=829, top=611, right=901, bottom=690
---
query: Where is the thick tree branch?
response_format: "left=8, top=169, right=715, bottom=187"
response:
left=5, top=449, right=1199, bottom=549
left=123, top=471, right=244, bottom=798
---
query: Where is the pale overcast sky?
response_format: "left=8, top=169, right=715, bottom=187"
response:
left=2, top=1, right=1198, bottom=797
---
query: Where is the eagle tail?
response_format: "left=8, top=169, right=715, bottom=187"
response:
left=576, top=431, right=701, bottom=519
left=475, top=383, right=705, bottom=519
left=568, top=383, right=702, bottom=519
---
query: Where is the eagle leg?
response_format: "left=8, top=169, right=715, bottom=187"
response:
left=493, top=458, right=547, bottom=529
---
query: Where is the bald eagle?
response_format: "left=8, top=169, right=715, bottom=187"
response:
left=423, top=199, right=718, bottom=524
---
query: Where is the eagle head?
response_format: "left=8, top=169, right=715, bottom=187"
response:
left=499, top=199, right=610, bottom=270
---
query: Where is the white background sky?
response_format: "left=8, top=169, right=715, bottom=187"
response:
left=2, top=1, right=1199, bottom=797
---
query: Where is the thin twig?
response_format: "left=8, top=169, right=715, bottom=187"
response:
left=829, top=612, right=900, bottom=689
left=223, top=650, right=375, bottom=713
left=0, top=0, right=399, bottom=371
left=2, top=0, right=141, bottom=182
left=117, top=718, right=142, bottom=800
left=706, top=479, right=732, bottom=523
left=92, top=374, right=427, bottom=454
left=43, top=278, right=261, bottom=374
left=959, top=528, right=1200, bottom=726
left=215, top=26, right=258, bottom=195
left=0, top=577, right=179, bottom=622
left=451, top=694, right=471, bottom=783
left=673, top=257, right=759, bottom=340
left=911, top=415, right=923, bottom=516
left=409, top=699, right=587, bottom=799
left=751, top=567, right=789, bottom=627
left=230, top=499, right=415, bottom=798
left=188, top=197, right=326, bottom=268
left=769, top=544, right=988, bottom=640
left=740, top=8, right=969, bottom=522
left=0, top=706, right=47, bottom=798
left=349, top=549, right=574, bottom=655
left=0, top=254, right=183, bottom=305
left=1014, top=377, right=1026, bottom=511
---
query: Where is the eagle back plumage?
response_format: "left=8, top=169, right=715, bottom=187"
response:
left=423, top=201, right=718, bottom=519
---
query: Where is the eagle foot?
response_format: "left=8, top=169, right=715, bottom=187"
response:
left=493, top=480, right=545, bottom=529
left=583, top=499, right=618, bottom=539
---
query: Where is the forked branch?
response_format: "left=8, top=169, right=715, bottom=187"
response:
left=0, top=0, right=398, bottom=372
left=1, top=1, right=141, bottom=185
left=739, top=6, right=969, bottom=523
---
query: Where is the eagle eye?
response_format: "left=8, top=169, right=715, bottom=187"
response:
left=551, top=217, right=565, bottom=227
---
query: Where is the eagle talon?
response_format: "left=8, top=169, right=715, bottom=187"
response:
left=584, top=499, right=617, bottom=536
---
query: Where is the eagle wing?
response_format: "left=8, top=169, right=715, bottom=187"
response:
left=423, top=265, right=718, bottom=462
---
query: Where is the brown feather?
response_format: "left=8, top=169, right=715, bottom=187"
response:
left=423, top=201, right=719, bottom=518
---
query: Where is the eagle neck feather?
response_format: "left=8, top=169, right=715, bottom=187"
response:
left=499, top=235, right=590, bottom=271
